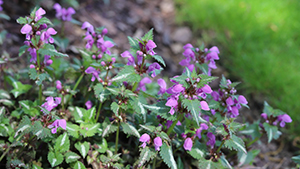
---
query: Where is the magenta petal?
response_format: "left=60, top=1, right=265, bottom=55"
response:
left=183, top=138, right=193, bottom=151
left=21, top=24, right=32, bottom=34
left=157, top=78, right=166, bottom=89
left=154, top=137, right=162, bottom=150
left=58, top=119, right=66, bottom=130
left=53, top=3, right=61, bottom=10
left=202, top=85, right=212, bottom=94
left=47, top=28, right=57, bottom=35
left=146, top=40, right=156, bottom=49
left=85, top=100, right=93, bottom=110
left=51, top=127, right=57, bottom=134
left=238, top=95, right=248, bottom=104
left=85, top=67, right=96, bottom=74
left=139, top=133, right=150, bottom=143
left=226, top=97, right=234, bottom=106
left=261, top=113, right=268, bottom=120
left=200, top=101, right=210, bottom=111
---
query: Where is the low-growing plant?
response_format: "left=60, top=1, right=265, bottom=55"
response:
left=0, top=6, right=293, bottom=169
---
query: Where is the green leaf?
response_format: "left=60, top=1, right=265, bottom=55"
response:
left=36, top=17, right=53, bottom=26
left=111, top=102, right=121, bottom=118
left=121, top=122, right=140, bottom=138
left=39, top=44, right=68, bottom=57
left=237, top=149, right=260, bottom=167
left=0, top=13, right=10, bottom=20
left=83, top=106, right=96, bottom=122
left=54, top=133, right=70, bottom=153
left=36, top=73, right=52, bottom=85
left=0, top=89, right=10, bottom=99
left=224, top=135, right=247, bottom=154
left=0, top=106, right=5, bottom=119
left=127, top=36, right=140, bottom=50
left=292, top=155, right=300, bottom=164
left=74, top=107, right=86, bottom=122
left=152, top=55, right=166, bottom=67
left=187, top=140, right=206, bottom=160
left=159, top=143, right=177, bottom=169
left=263, top=123, right=281, bottom=143
left=11, top=82, right=32, bottom=98
left=32, top=164, right=43, bottom=169
left=93, top=83, right=107, bottom=102
left=14, top=116, right=31, bottom=137
left=136, top=147, right=156, bottom=167
left=19, top=45, right=29, bottom=57
left=0, top=99, right=14, bottom=107
left=48, top=151, right=64, bottom=167
left=220, top=155, right=232, bottom=169
left=96, top=138, right=108, bottom=153
left=111, top=65, right=140, bottom=83
left=75, top=141, right=90, bottom=158
left=129, top=97, right=147, bottom=122
left=32, top=121, right=52, bottom=139
left=197, top=159, right=223, bottom=169
left=66, top=123, right=79, bottom=138
left=263, top=101, right=285, bottom=117
left=198, top=74, right=218, bottom=87
left=73, top=161, right=87, bottom=169
left=177, top=156, right=184, bottom=169
left=142, top=101, right=176, bottom=121
left=142, top=28, right=154, bottom=41
left=29, top=68, right=38, bottom=80
left=19, top=100, right=39, bottom=116
left=79, top=123, right=100, bottom=137
left=182, top=99, right=206, bottom=126
left=102, top=123, right=118, bottom=137
left=16, top=17, right=27, bottom=24
left=159, top=131, right=171, bottom=142
left=65, top=151, right=81, bottom=164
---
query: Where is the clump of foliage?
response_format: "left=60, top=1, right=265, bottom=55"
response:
left=0, top=5, right=293, bottom=169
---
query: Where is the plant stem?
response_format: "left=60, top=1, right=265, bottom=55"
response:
left=132, top=82, right=138, bottom=91
left=60, top=21, right=65, bottom=37
left=39, top=84, right=42, bottom=105
left=36, top=50, right=42, bottom=105
left=216, top=139, right=226, bottom=153
left=66, top=73, right=84, bottom=105
left=167, top=113, right=184, bottom=135
left=114, top=121, right=120, bottom=154
left=95, top=101, right=102, bottom=122
left=17, top=135, right=35, bottom=158
left=62, top=94, right=65, bottom=111
left=152, top=156, right=157, bottom=169
left=174, top=141, right=185, bottom=154
left=246, top=136, right=260, bottom=147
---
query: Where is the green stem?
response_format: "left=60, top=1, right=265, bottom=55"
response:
left=17, top=135, right=35, bottom=158
left=246, top=136, right=260, bottom=147
left=114, top=121, right=120, bottom=154
left=95, top=101, right=102, bottom=122
left=174, top=141, right=185, bottom=154
left=66, top=73, right=84, bottom=105
left=152, top=156, right=157, bottom=169
left=216, top=139, right=226, bottom=153
left=39, top=84, right=42, bottom=105
left=62, top=94, right=65, bottom=111
left=167, top=113, right=184, bottom=135
left=132, top=82, right=138, bottom=91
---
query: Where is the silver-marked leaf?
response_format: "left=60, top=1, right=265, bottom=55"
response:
left=79, top=123, right=100, bottom=137
left=182, top=99, right=206, bottom=126
left=263, top=123, right=281, bottom=143
left=74, top=107, right=86, bottom=122
left=54, top=133, right=70, bottom=153
left=136, top=147, right=156, bottom=167
left=220, top=155, right=232, bottom=169
left=65, top=151, right=81, bottom=164
left=48, top=151, right=63, bottom=167
left=121, top=122, right=140, bottom=138
left=74, top=161, right=87, bottom=169
left=160, top=143, right=177, bottom=169
left=84, top=106, right=96, bottom=122
left=102, top=123, right=118, bottom=137
left=66, top=123, right=79, bottom=138
left=224, top=135, right=247, bottom=154
left=75, top=141, right=90, bottom=158
left=0, top=89, right=10, bottom=99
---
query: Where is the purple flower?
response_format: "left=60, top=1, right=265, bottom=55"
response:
left=48, top=119, right=67, bottom=134
left=56, top=80, right=62, bottom=90
left=35, top=8, right=46, bottom=22
left=238, top=95, right=248, bottom=104
left=85, top=67, right=101, bottom=82
left=195, top=123, right=209, bottom=139
left=206, top=132, right=215, bottom=148
left=44, top=55, right=52, bottom=66
left=27, top=47, right=37, bottom=63
left=40, top=28, right=57, bottom=43
left=211, top=91, right=220, bottom=101
left=157, top=78, right=167, bottom=95
left=96, top=37, right=114, bottom=55
left=21, top=24, right=32, bottom=35
left=202, top=84, right=212, bottom=94
left=121, top=51, right=135, bottom=66
left=82, top=21, right=95, bottom=35
left=85, top=100, right=93, bottom=110
left=277, top=114, right=292, bottom=127
left=183, top=138, right=193, bottom=151
left=84, top=34, right=94, bottom=49
left=200, top=101, right=210, bottom=111
left=145, top=40, right=156, bottom=56
left=138, top=77, right=152, bottom=91
left=147, top=62, right=161, bottom=77
left=167, top=84, right=184, bottom=94
left=53, top=3, right=75, bottom=21
left=165, top=120, right=173, bottom=128
left=226, top=97, right=234, bottom=106
left=136, top=51, right=143, bottom=65
left=154, top=137, right=162, bottom=151
left=41, top=97, right=61, bottom=113
left=165, top=96, right=178, bottom=115
left=261, top=113, right=268, bottom=120
left=0, top=0, right=3, bottom=11
left=139, top=133, right=150, bottom=148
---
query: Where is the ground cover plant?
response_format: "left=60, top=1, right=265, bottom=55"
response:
left=0, top=3, right=296, bottom=169
left=175, top=0, right=300, bottom=135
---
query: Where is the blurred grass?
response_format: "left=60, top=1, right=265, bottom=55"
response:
left=175, top=0, right=300, bottom=134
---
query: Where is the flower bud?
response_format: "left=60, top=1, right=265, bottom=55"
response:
left=29, top=64, right=35, bottom=69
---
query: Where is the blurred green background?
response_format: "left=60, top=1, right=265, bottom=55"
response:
left=175, top=0, right=300, bottom=135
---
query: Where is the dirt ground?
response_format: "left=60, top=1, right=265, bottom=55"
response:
left=0, top=0, right=297, bottom=168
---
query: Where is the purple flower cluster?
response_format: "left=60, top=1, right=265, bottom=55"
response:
left=139, top=133, right=162, bottom=151
left=82, top=22, right=114, bottom=58
left=41, top=96, right=61, bottom=113
left=53, top=3, right=75, bottom=21
left=211, top=80, right=248, bottom=118
left=261, top=113, right=292, bottom=127
left=20, top=8, right=57, bottom=67
left=48, top=119, right=66, bottom=134
left=179, top=44, right=220, bottom=76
